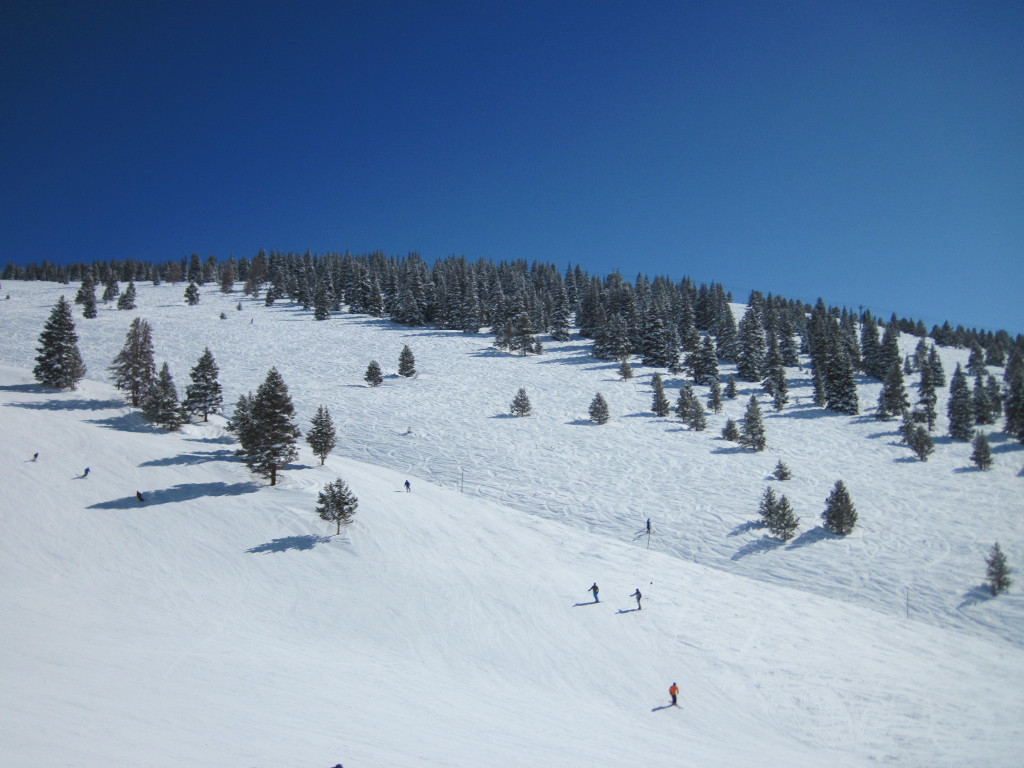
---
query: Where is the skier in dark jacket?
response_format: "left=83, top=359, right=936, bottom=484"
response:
left=136, top=491, right=145, bottom=503
left=631, top=588, right=642, bottom=610
left=590, top=583, right=599, bottom=602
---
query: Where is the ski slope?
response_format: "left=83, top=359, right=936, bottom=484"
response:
left=1, top=280, right=1022, bottom=767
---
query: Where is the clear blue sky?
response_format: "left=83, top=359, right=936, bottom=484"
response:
left=2, top=1, right=1022, bottom=333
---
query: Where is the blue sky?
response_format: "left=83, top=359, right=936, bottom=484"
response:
left=2, top=1, right=1021, bottom=333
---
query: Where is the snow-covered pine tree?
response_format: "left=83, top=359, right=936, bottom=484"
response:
left=1004, top=350, right=1024, bottom=443
left=736, top=306, right=766, bottom=382
left=947, top=364, right=974, bottom=441
left=307, top=404, right=338, bottom=465
left=317, top=477, right=359, bottom=535
left=246, top=367, right=301, bottom=486
left=117, top=281, right=137, bottom=310
left=618, top=359, right=634, bottom=381
left=773, top=460, right=792, bottom=480
left=972, top=373, right=996, bottom=425
left=364, top=360, right=384, bottom=387
left=724, top=375, right=738, bottom=399
left=771, top=495, right=799, bottom=541
left=313, top=279, right=333, bottom=320
left=33, top=296, right=87, bottom=390
left=142, top=362, right=183, bottom=430
left=971, top=431, right=993, bottom=470
left=651, top=373, right=670, bottom=417
left=109, top=317, right=157, bottom=406
left=821, top=479, right=857, bottom=535
left=927, top=346, right=945, bottom=388
left=739, top=395, right=766, bottom=451
left=824, top=332, right=859, bottom=415
left=182, top=347, right=223, bottom=422
left=227, top=392, right=257, bottom=457
left=641, top=317, right=680, bottom=370
left=688, top=398, right=707, bottom=431
left=675, top=383, right=696, bottom=422
left=916, top=356, right=938, bottom=431
left=184, top=281, right=200, bottom=305
left=75, top=271, right=96, bottom=305
left=588, top=393, right=610, bottom=424
left=510, top=387, right=532, bottom=417
left=81, top=286, right=97, bottom=318
left=986, top=542, right=1012, bottom=596
left=398, top=345, right=416, bottom=377
left=758, top=486, right=779, bottom=529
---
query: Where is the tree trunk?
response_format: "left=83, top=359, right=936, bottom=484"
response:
left=270, top=463, right=277, bottom=486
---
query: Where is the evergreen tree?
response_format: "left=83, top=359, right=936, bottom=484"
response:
left=33, top=296, right=86, bottom=390
left=917, top=356, right=938, bottom=431
left=739, top=395, right=766, bottom=451
left=307, top=404, right=338, bottom=465
left=736, top=306, right=766, bottom=382
left=824, top=334, right=859, bottom=415
left=364, top=360, right=384, bottom=387
left=313, top=279, right=333, bottom=320
left=641, top=317, right=679, bottom=370
left=142, top=362, right=183, bottom=430
left=246, top=368, right=301, bottom=486
left=184, top=281, right=200, bottom=305
left=986, top=542, right=1012, bottom=596
left=770, top=494, right=799, bottom=541
left=772, top=460, right=792, bottom=481
left=721, top=418, right=740, bottom=442
left=109, top=317, right=157, bottom=406
left=593, top=313, right=632, bottom=361
left=876, top=362, right=910, bottom=420
left=724, top=375, right=738, bottom=400
left=675, top=384, right=696, bottom=422
left=707, top=379, right=723, bottom=413
left=651, top=373, right=670, bottom=417
left=1004, top=351, right=1024, bottom=443
left=618, top=359, right=634, bottom=381
left=102, top=279, right=119, bottom=303
left=588, top=393, right=610, bottom=424
left=81, top=286, right=97, bottom=319
left=947, top=364, right=974, bottom=441
left=182, top=347, right=222, bottom=422
left=510, top=387, right=532, bottom=417
left=75, top=271, right=96, bottom=305
left=970, top=431, right=993, bottom=471
left=927, top=346, right=945, bottom=388
left=398, top=345, right=416, bottom=377
left=117, top=281, right=137, bottom=310
left=317, top=477, right=359, bottom=535
left=758, top=486, right=780, bottom=529
left=821, top=480, right=857, bottom=535
left=687, top=398, right=707, bottom=431
left=227, top=392, right=258, bottom=457
left=907, top=424, right=934, bottom=461
left=972, top=373, right=996, bottom=426
left=762, top=335, right=788, bottom=411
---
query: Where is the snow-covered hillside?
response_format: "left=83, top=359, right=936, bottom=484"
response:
left=1, top=280, right=1022, bottom=767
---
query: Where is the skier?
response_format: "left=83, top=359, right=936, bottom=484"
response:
left=646, top=518, right=651, bottom=534
left=83, top=467, right=90, bottom=478
left=631, top=588, right=642, bottom=610
left=136, top=491, right=145, bottom=503
left=404, top=480, right=411, bottom=492
left=669, top=682, right=679, bottom=706
left=589, top=582, right=599, bottom=602
left=31, top=452, right=38, bottom=462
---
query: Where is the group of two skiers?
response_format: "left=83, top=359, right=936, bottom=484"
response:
left=588, top=582, right=642, bottom=610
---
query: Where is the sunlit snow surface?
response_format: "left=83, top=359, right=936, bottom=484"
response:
left=1, top=281, right=1021, bottom=767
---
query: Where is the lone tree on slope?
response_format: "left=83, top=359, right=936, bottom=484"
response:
left=588, top=392, right=610, bottom=424
left=34, top=296, right=87, bottom=391
left=109, top=317, right=157, bottom=406
left=986, top=542, right=1012, bottom=596
left=307, top=404, right=338, bottom=465
left=398, top=345, right=416, bottom=377
left=510, top=387, right=532, bottom=417
left=970, top=431, right=993, bottom=471
left=317, top=477, right=359, bottom=535
left=739, top=395, right=767, bottom=451
left=364, top=360, right=384, bottom=387
left=651, top=373, right=670, bottom=417
left=182, top=348, right=223, bottom=422
left=821, top=480, right=857, bottom=536
left=245, top=368, right=301, bottom=486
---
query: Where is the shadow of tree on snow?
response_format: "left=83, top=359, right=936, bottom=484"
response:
left=87, top=481, right=261, bottom=509
left=8, top=397, right=126, bottom=411
left=785, top=525, right=839, bottom=550
left=731, top=535, right=786, bottom=560
left=246, top=534, right=333, bottom=553
left=958, top=584, right=995, bottom=610
left=139, top=449, right=237, bottom=467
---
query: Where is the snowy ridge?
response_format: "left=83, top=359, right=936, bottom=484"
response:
left=1, top=280, right=1022, bottom=767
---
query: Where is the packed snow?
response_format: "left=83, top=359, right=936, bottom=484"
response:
left=1, top=279, right=1022, bottom=767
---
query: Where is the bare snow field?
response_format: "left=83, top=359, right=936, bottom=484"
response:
left=1, top=280, right=1022, bottom=767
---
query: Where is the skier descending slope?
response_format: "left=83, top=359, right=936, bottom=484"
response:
left=589, top=582, right=599, bottom=603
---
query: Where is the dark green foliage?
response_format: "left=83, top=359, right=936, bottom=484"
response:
left=739, top=395, right=766, bottom=451
left=687, top=398, right=707, bottom=431
left=618, top=359, right=633, bottom=381
left=707, top=379, right=723, bottom=413
left=307, top=404, right=338, bottom=465
left=907, top=424, right=934, bottom=461
left=651, top=373, right=670, bottom=417
left=759, top=486, right=798, bottom=541
left=725, top=375, right=738, bottom=399
left=947, top=364, right=974, bottom=441
left=773, top=460, right=792, bottom=481
left=245, top=368, right=301, bottom=486
left=364, top=360, right=383, bottom=387
left=970, top=431, right=993, bottom=471
left=109, top=317, right=157, bottom=406
left=184, top=281, right=200, bottom=305
left=758, top=486, right=779, bottom=528
left=916, top=356, right=938, bottom=431
left=721, top=418, right=740, bottom=442
left=824, top=336, right=859, bottom=415
left=102, top=279, right=119, bottom=303
left=142, top=362, right=183, bottom=430
left=876, top=362, right=909, bottom=420
left=588, top=393, right=610, bottom=424
left=81, top=288, right=97, bottom=318
left=1004, top=350, right=1024, bottom=442
left=641, top=317, right=680, bottom=370
left=986, top=542, right=1012, bottom=596
left=75, top=272, right=96, bottom=305
left=821, top=480, right=857, bottom=536
left=117, top=281, right=137, bottom=310
left=182, top=348, right=222, bottom=422
left=398, top=345, right=416, bottom=377
left=33, top=296, right=86, bottom=390
left=593, top=313, right=632, bottom=361
left=972, top=374, right=997, bottom=425
left=510, top=387, right=532, bottom=417
left=736, top=307, right=766, bottom=382
left=675, top=384, right=696, bottom=421
left=317, top=477, right=359, bottom=535
left=228, top=392, right=257, bottom=457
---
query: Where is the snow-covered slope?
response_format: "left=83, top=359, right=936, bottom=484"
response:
left=1, top=281, right=1022, bottom=767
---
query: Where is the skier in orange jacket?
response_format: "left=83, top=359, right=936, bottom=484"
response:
left=669, top=682, right=679, bottom=706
